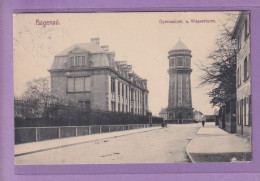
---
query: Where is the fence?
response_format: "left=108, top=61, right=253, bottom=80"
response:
left=15, top=124, right=161, bottom=144
left=15, top=103, right=163, bottom=127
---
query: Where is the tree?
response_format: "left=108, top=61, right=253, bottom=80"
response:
left=16, top=77, right=76, bottom=119
left=200, top=13, right=238, bottom=107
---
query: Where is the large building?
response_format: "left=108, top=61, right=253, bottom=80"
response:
left=49, top=38, right=149, bottom=115
left=232, top=11, right=251, bottom=139
left=167, top=40, right=193, bottom=120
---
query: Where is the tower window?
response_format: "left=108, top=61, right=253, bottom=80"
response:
left=186, top=57, right=191, bottom=67
left=177, top=57, right=184, bottom=67
left=169, top=58, right=175, bottom=67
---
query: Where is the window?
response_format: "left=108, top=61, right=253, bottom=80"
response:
left=240, top=99, right=243, bottom=125
left=118, top=82, right=120, bottom=95
left=75, top=77, right=84, bottom=92
left=126, top=105, right=128, bottom=112
left=135, top=90, right=137, bottom=102
left=118, top=103, right=120, bottom=112
left=169, top=58, right=175, bottom=67
left=249, top=95, right=252, bottom=126
left=82, top=56, right=86, bottom=66
left=177, top=57, right=184, bottom=67
left=244, top=97, right=248, bottom=126
left=186, top=57, right=190, bottom=67
left=131, top=89, right=134, bottom=101
left=126, top=86, right=128, bottom=98
left=238, top=34, right=241, bottom=50
left=122, top=84, right=124, bottom=97
left=75, top=56, right=81, bottom=66
left=111, top=102, right=115, bottom=112
left=111, top=78, right=115, bottom=92
left=67, top=77, right=74, bottom=92
left=84, top=77, right=91, bottom=91
left=78, top=101, right=91, bottom=110
left=71, top=56, right=86, bottom=66
left=244, top=19, right=248, bottom=41
left=237, top=68, right=240, bottom=87
left=122, top=104, right=124, bottom=112
left=244, top=57, right=249, bottom=81
left=67, top=77, right=91, bottom=92
left=237, top=102, right=240, bottom=125
left=239, top=65, right=242, bottom=85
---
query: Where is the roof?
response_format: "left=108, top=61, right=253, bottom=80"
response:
left=231, top=11, right=249, bottom=39
left=159, top=107, right=168, bottom=114
left=170, top=40, right=190, bottom=51
left=56, top=42, right=105, bottom=56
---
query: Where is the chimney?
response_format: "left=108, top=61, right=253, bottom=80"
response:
left=91, top=38, right=100, bottom=45
left=101, top=45, right=109, bottom=51
left=143, top=79, right=148, bottom=87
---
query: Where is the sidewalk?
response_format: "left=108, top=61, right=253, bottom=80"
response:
left=15, top=126, right=161, bottom=157
left=186, top=122, right=252, bottom=162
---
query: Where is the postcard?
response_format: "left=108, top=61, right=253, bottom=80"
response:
left=13, top=11, right=252, bottom=166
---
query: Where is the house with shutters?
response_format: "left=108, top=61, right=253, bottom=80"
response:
left=231, top=11, right=251, bottom=139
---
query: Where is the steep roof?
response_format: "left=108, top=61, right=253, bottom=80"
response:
left=170, top=40, right=190, bottom=51
left=56, top=42, right=105, bottom=56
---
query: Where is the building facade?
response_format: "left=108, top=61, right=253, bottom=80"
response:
left=193, top=110, right=204, bottom=122
left=232, top=11, right=251, bottom=139
left=49, top=38, right=149, bottom=115
left=167, top=40, right=193, bottom=120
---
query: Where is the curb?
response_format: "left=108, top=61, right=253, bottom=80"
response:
left=15, top=127, right=161, bottom=157
left=185, top=143, right=195, bottom=163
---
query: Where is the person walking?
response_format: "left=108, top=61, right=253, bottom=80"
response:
left=202, top=120, right=205, bottom=127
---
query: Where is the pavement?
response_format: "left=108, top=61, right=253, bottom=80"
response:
left=15, top=122, right=252, bottom=164
left=15, top=123, right=200, bottom=164
left=186, top=122, right=252, bottom=163
left=15, top=126, right=161, bottom=157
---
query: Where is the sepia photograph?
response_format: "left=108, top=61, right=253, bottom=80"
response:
left=13, top=11, right=252, bottom=165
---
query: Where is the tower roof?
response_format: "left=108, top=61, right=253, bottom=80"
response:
left=170, top=40, right=190, bottom=51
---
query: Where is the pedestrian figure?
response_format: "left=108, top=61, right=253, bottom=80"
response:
left=202, top=120, right=205, bottom=127
left=161, top=121, right=166, bottom=128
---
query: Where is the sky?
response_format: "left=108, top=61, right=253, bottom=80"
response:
left=13, top=12, right=239, bottom=115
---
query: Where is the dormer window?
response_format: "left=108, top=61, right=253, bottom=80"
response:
left=70, top=56, right=87, bottom=67
left=75, top=56, right=82, bottom=66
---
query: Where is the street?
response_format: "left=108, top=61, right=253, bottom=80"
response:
left=15, top=123, right=200, bottom=164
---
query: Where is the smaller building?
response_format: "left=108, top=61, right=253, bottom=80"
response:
left=231, top=11, right=251, bottom=139
left=193, top=110, right=204, bottom=122
left=159, top=107, right=168, bottom=121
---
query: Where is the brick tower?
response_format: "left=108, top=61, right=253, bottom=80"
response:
left=167, top=40, right=193, bottom=121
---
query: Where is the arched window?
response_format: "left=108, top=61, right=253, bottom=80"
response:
left=244, top=57, right=248, bottom=81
